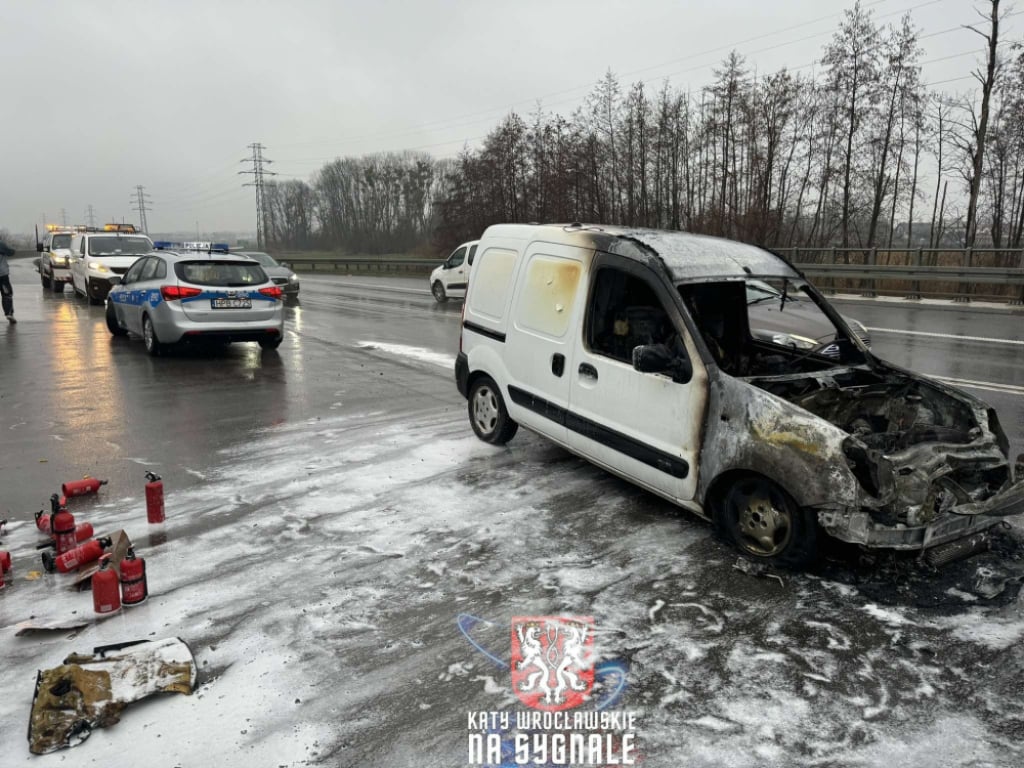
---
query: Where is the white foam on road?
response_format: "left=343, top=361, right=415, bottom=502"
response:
left=356, top=340, right=455, bottom=369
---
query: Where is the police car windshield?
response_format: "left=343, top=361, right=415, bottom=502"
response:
left=51, top=234, right=71, bottom=248
left=88, top=237, right=152, bottom=256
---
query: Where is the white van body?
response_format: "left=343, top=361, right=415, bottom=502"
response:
left=429, top=240, right=478, bottom=303
left=455, top=223, right=1023, bottom=567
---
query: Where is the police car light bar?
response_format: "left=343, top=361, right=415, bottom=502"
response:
left=153, top=241, right=230, bottom=253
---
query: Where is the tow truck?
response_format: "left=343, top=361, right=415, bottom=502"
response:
left=36, top=224, right=88, bottom=293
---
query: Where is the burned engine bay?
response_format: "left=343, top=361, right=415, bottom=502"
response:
left=749, top=366, right=1013, bottom=530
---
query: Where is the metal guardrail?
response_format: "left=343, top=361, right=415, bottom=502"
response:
left=281, top=247, right=1024, bottom=303
left=284, top=257, right=441, bottom=275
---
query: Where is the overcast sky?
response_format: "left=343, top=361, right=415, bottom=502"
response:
left=0, top=0, right=1012, bottom=237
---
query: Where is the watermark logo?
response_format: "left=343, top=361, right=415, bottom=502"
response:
left=511, top=616, right=595, bottom=712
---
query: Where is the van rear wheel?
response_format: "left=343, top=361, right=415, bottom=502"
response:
left=715, top=475, right=817, bottom=568
left=468, top=376, right=518, bottom=445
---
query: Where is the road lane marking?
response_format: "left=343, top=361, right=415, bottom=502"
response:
left=935, top=376, right=1024, bottom=397
left=866, top=327, right=1024, bottom=346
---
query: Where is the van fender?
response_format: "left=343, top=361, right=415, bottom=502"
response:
left=698, top=377, right=859, bottom=510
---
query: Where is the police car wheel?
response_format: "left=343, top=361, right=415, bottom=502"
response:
left=432, top=281, right=448, bottom=303
left=468, top=375, right=518, bottom=445
left=143, top=315, right=163, bottom=356
left=106, top=303, right=127, bottom=337
left=259, top=337, right=283, bottom=351
left=41, top=272, right=52, bottom=290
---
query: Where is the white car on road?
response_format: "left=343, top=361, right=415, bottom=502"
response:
left=429, top=240, right=478, bottom=303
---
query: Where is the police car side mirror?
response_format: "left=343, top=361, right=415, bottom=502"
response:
left=36, top=243, right=44, bottom=253
left=632, top=344, right=692, bottom=384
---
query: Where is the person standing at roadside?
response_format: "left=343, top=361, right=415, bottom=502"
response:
left=0, top=239, right=15, bottom=323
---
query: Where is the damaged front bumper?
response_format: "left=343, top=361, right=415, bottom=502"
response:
left=817, top=479, right=1024, bottom=551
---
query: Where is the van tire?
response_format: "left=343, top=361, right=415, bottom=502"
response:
left=714, top=474, right=817, bottom=568
left=432, top=281, right=448, bottom=303
left=468, top=376, right=518, bottom=445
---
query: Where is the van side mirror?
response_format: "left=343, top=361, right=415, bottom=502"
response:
left=36, top=243, right=44, bottom=252
left=632, top=343, right=693, bottom=384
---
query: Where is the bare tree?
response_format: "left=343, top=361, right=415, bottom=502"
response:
left=958, top=0, right=1004, bottom=247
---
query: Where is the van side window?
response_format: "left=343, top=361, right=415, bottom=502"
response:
left=586, top=268, right=673, bottom=364
left=467, top=244, right=478, bottom=266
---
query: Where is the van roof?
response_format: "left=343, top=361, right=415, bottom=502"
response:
left=479, top=223, right=799, bottom=281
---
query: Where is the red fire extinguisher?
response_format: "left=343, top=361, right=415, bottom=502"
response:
left=75, top=522, right=95, bottom=542
left=35, top=494, right=65, bottom=535
left=51, top=504, right=77, bottom=557
left=43, top=536, right=112, bottom=574
left=145, top=472, right=165, bottom=524
left=120, top=547, right=148, bottom=606
left=92, top=557, right=121, bottom=614
left=1, top=550, right=11, bottom=573
left=62, top=477, right=108, bottom=497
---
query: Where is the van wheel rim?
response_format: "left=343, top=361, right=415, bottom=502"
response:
left=472, top=386, right=498, bottom=434
left=733, top=486, right=791, bottom=557
left=433, top=283, right=445, bottom=301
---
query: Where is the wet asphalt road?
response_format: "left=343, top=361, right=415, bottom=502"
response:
left=2, top=255, right=1024, bottom=767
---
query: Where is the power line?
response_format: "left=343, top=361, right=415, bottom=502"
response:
left=239, top=143, right=276, bottom=248
left=131, top=185, right=152, bottom=233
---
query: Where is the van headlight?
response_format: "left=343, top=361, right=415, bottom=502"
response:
left=771, top=332, right=816, bottom=350
left=90, top=262, right=109, bottom=273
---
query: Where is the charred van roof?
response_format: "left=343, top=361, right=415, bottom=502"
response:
left=479, top=223, right=800, bottom=281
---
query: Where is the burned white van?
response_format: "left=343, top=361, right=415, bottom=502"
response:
left=455, top=224, right=1024, bottom=566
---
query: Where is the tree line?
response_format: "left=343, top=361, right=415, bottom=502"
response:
left=264, top=0, right=1024, bottom=256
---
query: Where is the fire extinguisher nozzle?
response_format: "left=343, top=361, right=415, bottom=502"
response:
left=99, top=479, right=109, bottom=486
left=144, top=472, right=161, bottom=483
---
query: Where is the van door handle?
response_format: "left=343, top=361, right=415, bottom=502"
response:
left=551, top=353, right=565, bottom=377
left=578, top=363, right=598, bottom=380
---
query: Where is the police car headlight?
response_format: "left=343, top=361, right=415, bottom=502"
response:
left=288, top=274, right=298, bottom=282
left=771, top=332, right=816, bottom=350
left=53, top=256, right=68, bottom=267
left=90, top=262, right=109, bottom=273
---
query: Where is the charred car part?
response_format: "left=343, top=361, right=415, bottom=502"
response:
left=688, top=276, right=1023, bottom=557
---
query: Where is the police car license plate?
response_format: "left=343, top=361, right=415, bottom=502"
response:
left=211, top=297, right=251, bottom=309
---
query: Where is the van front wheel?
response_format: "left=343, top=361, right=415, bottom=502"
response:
left=715, top=475, right=817, bottom=568
left=468, top=376, right=518, bottom=445
left=432, top=281, right=448, bottom=303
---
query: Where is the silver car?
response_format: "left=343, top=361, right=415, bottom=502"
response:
left=105, top=246, right=285, bottom=355
left=235, top=251, right=300, bottom=297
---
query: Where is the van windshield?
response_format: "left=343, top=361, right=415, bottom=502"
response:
left=88, top=236, right=152, bottom=256
left=678, top=278, right=868, bottom=376
left=51, top=234, right=71, bottom=249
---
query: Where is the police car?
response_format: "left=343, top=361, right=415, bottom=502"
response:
left=105, top=242, right=285, bottom=355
